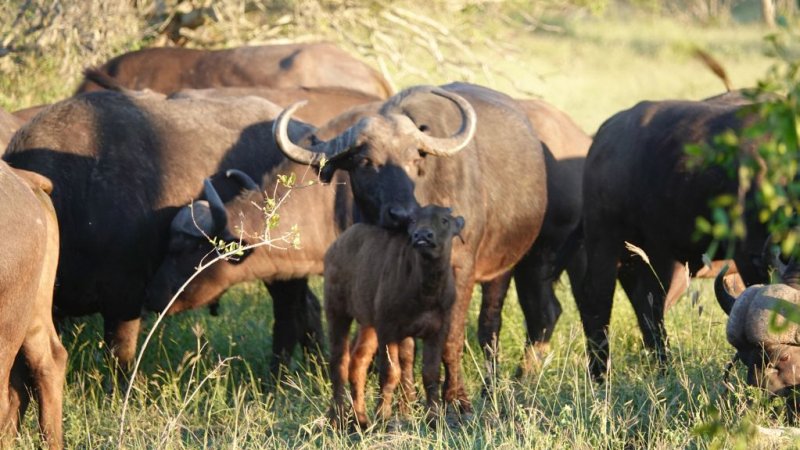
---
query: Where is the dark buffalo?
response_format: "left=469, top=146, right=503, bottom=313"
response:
left=274, top=82, right=548, bottom=409
left=0, top=163, right=66, bottom=449
left=325, top=205, right=464, bottom=428
left=574, top=97, right=765, bottom=380
left=2, top=89, right=317, bottom=374
left=76, top=43, right=394, bottom=99
left=716, top=260, right=800, bottom=421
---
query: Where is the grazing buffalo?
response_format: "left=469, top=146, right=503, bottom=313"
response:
left=574, top=97, right=766, bottom=381
left=2, top=88, right=317, bottom=375
left=325, top=205, right=465, bottom=428
left=716, top=260, right=800, bottom=421
left=76, top=43, right=394, bottom=99
left=0, top=163, right=66, bottom=449
left=274, top=82, right=548, bottom=409
left=0, top=108, right=24, bottom=149
left=170, top=86, right=381, bottom=127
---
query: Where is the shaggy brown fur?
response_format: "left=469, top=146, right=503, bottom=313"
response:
left=0, top=162, right=66, bottom=449
left=76, top=43, right=394, bottom=99
left=324, top=206, right=464, bottom=428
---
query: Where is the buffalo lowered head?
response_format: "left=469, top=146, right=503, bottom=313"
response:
left=716, top=259, right=800, bottom=418
left=273, top=86, right=477, bottom=229
left=146, top=170, right=256, bottom=314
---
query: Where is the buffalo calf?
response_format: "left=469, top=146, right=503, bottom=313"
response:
left=324, top=205, right=465, bottom=428
left=0, top=163, right=66, bottom=449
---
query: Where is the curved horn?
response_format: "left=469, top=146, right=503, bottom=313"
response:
left=203, top=178, right=227, bottom=235
left=413, top=88, right=477, bottom=157
left=274, top=100, right=365, bottom=165
left=226, top=169, right=259, bottom=191
left=273, top=101, right=326, bottom=165
left=714, top=264, right=737, bottom=315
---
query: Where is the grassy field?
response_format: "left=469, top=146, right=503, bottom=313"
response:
left=5, top=2, right=800, bottom=448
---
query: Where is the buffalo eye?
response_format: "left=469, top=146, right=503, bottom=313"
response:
left=358, top=157, right=373, bottom=168
left=441, top=218, right=449, bottom=226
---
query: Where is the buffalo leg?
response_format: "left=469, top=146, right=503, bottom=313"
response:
left=577, top=228, right=623, bottom=381
left=102, top=314, right=141, bottom=380
left=515, top=249, right=563, bottom=374
left=397, top=337, right=417, bottom=413
left=326, top=312, right=352, bottom=429
left=422, top=329, right=447, bottom=424
left=349, top=326, right=377, bottom=428
left=625, top=249, right=672, bottom=368
left=266, top=278, right=324, bottom=378
left=478, top=271, right=512, bottom=386
left=442, top=267, right=476, bottom=412
left=376, top=340, right=401, bottom=423
left=21, top=313, right=67, bottom=450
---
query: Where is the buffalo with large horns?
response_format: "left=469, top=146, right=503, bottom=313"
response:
left=273, top=82, right=548, bottom=409
left=716, top=257, right=800, bottom=420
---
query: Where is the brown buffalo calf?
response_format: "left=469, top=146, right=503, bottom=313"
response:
left=324, top=205, right=465, bottom=428
left=0, top=163, right=66, bottom=449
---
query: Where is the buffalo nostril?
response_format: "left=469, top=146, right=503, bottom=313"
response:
left=424, top=231, right=434, bottom=241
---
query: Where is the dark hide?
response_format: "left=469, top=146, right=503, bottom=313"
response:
left=324, top=206, right=463, bottom=428
left=276, top=82, right=548, bottom=409
left=76, top=43, right=394, bottom=99
left=576, top=98, right=766, bottom=380
left=2, top=90, right=314, bottom=374
left=0, top=162, right=66, bottom=449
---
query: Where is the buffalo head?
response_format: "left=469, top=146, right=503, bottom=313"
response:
left=408, top=205, right=465, bottom=260
left=716, top=257, right=800, bottom=419
left=273, top=86, right=477, bottom=228
left=146, top=171, right=254, bottom=314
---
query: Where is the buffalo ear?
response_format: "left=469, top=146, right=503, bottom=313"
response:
left=454, top=216, right=466, bottom=234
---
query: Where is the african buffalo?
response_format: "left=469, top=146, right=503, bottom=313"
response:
left=325, top=205, right=464, bottom=428
left=273, top=82, right=548, bottom=409
left=2, top=88, right=318, bottom=375
left=716, top=260, right=800, bottom=421
left=0, top=163, right=66, bottom=449
left=76, top=43, right=394, bottom=99
left=574, top=97, right=766, bottom=381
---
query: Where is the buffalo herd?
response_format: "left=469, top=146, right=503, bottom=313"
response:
left=0, top=41, right=794, bottom=445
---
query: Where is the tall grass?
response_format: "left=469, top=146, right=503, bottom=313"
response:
left=4, top=1, right=798, bottom=448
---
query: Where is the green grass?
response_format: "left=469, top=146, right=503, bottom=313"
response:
left=17, top=275, right=793, bottom=448
left=6, top=4, right=800, bottom=448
